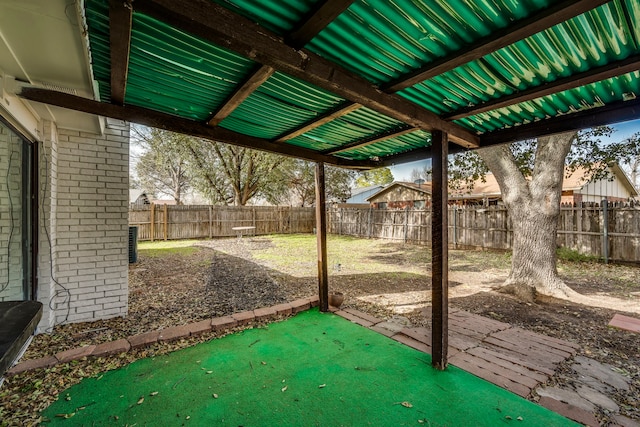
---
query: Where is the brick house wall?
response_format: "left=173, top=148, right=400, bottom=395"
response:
left=37, top=119, right=129, bottom=331
left=0, top=124, right=24, bottom=302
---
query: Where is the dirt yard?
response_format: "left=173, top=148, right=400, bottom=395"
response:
left=1, top=234, right=639, bottom=425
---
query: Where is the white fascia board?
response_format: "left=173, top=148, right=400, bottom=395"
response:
left=0, top=74, right=41, bottom=141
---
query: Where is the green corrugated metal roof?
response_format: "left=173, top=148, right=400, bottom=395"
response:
left=219, top=72, right=346, bottom=139
left=81, top=0, right=640, bottom=166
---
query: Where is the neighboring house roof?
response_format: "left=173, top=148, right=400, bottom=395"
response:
left=347, top=185, right=385, bottom=203
left=129, top=189, right=150, bottom=204
left=366, top=181, right=432, bottom=202
left=351, top=185, right=384, bottom=197
left=450, top=165, right=639, bottom=200
left=366, top=166, right=638, bottom=203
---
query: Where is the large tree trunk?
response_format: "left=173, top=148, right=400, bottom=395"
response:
left=477, top=132, right=579, bottom=301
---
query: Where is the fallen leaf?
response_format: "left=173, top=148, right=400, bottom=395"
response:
left=206, top=371, right=213, bottom=374
left=137, top=397, right=144, bottom=405
left=212, top=394, right=218, bottom=399
left=261, top=361, right=267, bottom=365
left=318, top=384, right=326, bottom=388
left=150, top=391, right=159, bottom=396
left=401, top=401, right=413, bottom=408
left=56, top=413, right=75, bottom=419
left=186, top=415, right=191, bottom=420
left=281, top=386, right=288, bottom=392
left=517, top=416, right=523, bottom=421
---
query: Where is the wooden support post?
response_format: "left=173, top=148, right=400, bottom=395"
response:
left=431, top=130, right=449, bottom=370
left=315, top=162, right=329, bottom=312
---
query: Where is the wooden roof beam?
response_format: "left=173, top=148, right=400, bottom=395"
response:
left=479, top=97, right=640, bottom=147
left=19, top=87, right=376, bottom=169
left=287, top=0, right=355, bottom=49
left=384, top=0, right=610, bottom=93
left=108, top=0, right=133, bottom=105
left=208, top=65, right=275, bottom=126
left=133, top=0, right=479, bottom=149
left=275, top=103, right=361, bottom=142
left=444, top=54, right=640, bottom=121
left=323, top=126, right=416, bottom=155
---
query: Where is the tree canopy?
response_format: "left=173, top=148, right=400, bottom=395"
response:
left=355, top=167, right=394, bottom=187
left=131, top=127, right=355, bottom=206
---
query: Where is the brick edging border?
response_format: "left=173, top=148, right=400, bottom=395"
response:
left=6, top=296, right=322, bottom=376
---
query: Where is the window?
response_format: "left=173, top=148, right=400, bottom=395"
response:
left=0, top=119, right=34, bottom=301
left=414, top=200, right=426, bottom=209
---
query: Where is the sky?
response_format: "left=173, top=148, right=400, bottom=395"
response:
left=388, top=118, right=640, bottom=181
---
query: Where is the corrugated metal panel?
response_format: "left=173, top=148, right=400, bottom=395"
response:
left=400, top=0, right=640, bottom=122
left=84, top=0, right=640, bottom=161
left=86, top=1, right=257, bottom=120
left=338, top=130, right=431, bottom=161
left=306, top=0, right=553, bottom=84
left=399, top=2, right=640, bottom=132
left=220, top=72, right=346, bottom=139
left=287, top=107, right=405, bottom=153
left=457, top=71, right=640, bottom=133
left=213, top=0, right=322, bottom=34
left=85, top=0, right=111, bottom=102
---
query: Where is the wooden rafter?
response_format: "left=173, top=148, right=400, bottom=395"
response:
left=208, top=65, right=274, bottom=126
left=275, top=103, right=361, bottom=142
left=287, top=0, right=356, bottom=49
left=479, top=98, right=640, bottom=147
left=444, top=54, right=640, bottom=121
left=133, top=0, right=479, bottom=149
left=323, top=126, right=416, bottom=155
left=384, top=0, right=610, bottom=93
left=19, top=87, right=376, bottom=169
left=108, top=0, right=133, bottom=105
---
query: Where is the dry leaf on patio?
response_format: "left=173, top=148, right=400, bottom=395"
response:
left=281, top=386, right=288, bottom=392
left=150, top=391, right=159, bottom=396
left=212, top=393, right=219, bottom=399
left=318, top=384, right=326, bottom=388
left=55, top=413, right=75, bottom=419
left=206, top=371, right=213, bottom=374
left=400, top=401, right=412, bottom=408
left=137, top=397, right=144, bottom=405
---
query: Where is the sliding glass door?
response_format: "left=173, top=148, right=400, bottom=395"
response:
left=0, top=119, right=33, bottom=301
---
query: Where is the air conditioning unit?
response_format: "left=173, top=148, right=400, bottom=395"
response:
left=128, top=226, right=138, bottom=263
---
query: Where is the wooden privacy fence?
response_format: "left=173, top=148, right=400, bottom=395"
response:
left=327, top=203, right=640, bottom=263
left=129, top=205, right=315, bottom=241
left=129, top=203, right=640, bottom=263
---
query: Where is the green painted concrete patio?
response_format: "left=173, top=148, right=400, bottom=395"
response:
left=41, top=309, right=577, bottom=426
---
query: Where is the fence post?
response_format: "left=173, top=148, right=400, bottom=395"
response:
left=404, top=206, right=409, bottom=243
left=163, top=204, right=168, bottom=241
left=453, top=206, right=458, bottom=248
left=602, top=198, right=609, bottom=264
left=150, top=203, right=155, bottom=242
left=208, top=205, right=213, bottom=239
left=253, top=207, right=256, bottom=234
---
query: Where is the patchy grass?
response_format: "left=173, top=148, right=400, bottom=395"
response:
left=556, top=247, right=601, bottom=263
left=137, top=239, right=200, bottom=257
left=250, top=234, right=431, bottom=277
